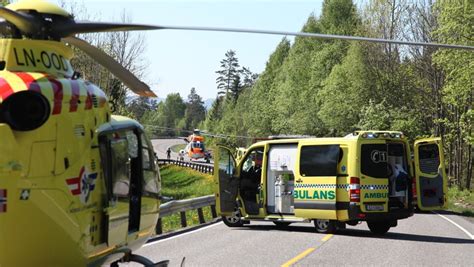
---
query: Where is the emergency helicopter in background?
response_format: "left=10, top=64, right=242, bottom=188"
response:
left=184, top=129, right=211, bottom=163
left=0, top=0, right=472, bottom=266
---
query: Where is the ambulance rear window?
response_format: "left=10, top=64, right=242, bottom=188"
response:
left=418, top=144, right=440, bottom=174
left=361, top=144, right=388, bottom=178
left=300, top=145, right=339, bottom=176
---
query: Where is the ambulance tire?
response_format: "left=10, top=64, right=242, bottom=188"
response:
left=367, top=221, right=391, bottom=235
left=314, top=219, right=337, bottom=234
left=222, top=208, right=244, bottom=227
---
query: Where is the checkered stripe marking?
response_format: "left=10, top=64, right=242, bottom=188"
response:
left=295, top=184, right=351, bottom=190
left=295, top=184, right=337, bottom=189
left=361, top=185, right=388, bottom=190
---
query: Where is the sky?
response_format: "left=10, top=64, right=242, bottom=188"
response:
left=53, top=0, right=326, bottom=100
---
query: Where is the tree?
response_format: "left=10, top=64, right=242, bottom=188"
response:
left=318, top=43, right=370, bottom=134
left=205, top=96, right=224, bottom=133
left=63, top=3, right=148, bottom=114
left=128, top=96, right=157, bottom=121
left=272, top=0, right=359, bottom=136
left=433, top=0, right=473, bottom=189
left=241, top=67, right=258, bottom=88
left=216, top=50, right=242, bottom=98
left=404, top=1, right=445, bottom=137
left=162, top=93, right=186, bottom=136
left=184, top=88, right=206, bottom=130
left=248, top=38, right=291, bottom=136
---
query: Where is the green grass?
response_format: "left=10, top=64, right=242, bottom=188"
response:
left=159, top=165, right=216, bottom=233
left=170, top=144, right=186, bottom=153
left=160, top=165, right=214, bottom=199
left=161, top=206, right=215, bottom=233
left=446, top=187, right=474, bottom=217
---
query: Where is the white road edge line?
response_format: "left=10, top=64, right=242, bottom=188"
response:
left=144, top=221, right=224, bottom=247
left=432, top=211, right=474, bottom=240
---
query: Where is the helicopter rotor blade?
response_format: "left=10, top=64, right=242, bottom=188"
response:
left=53, top=21, right=162, bottom=38
left=53, top=21, right=473, bottom=51
left=62, top=36, right=156, bottom=97
left=0, top=7, right=40, bottom=34
left=154, top=25, right=474, bottom=51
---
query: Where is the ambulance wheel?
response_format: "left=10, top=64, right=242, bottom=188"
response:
left=367, top=221, right=391, bottom=235
left=273, top=222, right=291, bottom=228
left=222, top=208, right=243, bottom=227
left=314, top=219, right=337, bottom=234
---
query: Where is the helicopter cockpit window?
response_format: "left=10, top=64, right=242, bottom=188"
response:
left=141, top=134, right=151, bottom=170
left=192, top=142, right=203, bottom=149
left=110, top=133, right=131, bottom=199
left=126, top=131, right=139, bottom=158
left=141, top=133, right=160, bottom=196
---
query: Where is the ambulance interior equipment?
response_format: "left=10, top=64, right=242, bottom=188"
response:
left=266, top=144, right=298, bottom=214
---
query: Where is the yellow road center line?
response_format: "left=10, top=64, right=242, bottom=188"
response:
left=322, top=234, right=333, bottom=242
left=281, top=248, right=316, bottom=267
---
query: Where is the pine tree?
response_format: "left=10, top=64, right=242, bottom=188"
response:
left=215, top=50, right=242, bottom=98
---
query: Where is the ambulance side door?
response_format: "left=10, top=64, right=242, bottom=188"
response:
left=214, top=146, right=239, bottom=215
left=294, top=144, right=339, bottom=220
left=414, top=138, right=447, bottom=210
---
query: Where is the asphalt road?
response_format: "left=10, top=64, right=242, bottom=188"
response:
left=126, top=211, right=473, bottom=266
left=152, top=139, right=186, bottom=161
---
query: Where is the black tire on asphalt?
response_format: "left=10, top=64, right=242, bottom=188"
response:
left=314, top=219, right=337, bottom=234
left=222, top=208, right=244, bottom=227
left=273, top=221, right=291, bottom=228
left=367, top=221, right=391, bottom=235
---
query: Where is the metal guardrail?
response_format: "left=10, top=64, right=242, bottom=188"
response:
left=157, top=159, right=214, bottom=174
left=156, top=195, right=217, bottom=234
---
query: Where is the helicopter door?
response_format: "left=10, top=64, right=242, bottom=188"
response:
left=99, top=129, right=142, bottom=246
left=215, top=146, right=239, bottom=216
left=414, top=138, right=447, bottom=210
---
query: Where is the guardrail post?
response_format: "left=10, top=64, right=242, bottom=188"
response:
left=180, top=211, right=187, bottom=227
left=211, top=204, right=217, bottom=218
left=197, top=208, right=205, bottom=224
left=156, top=218, right=163, bottom=234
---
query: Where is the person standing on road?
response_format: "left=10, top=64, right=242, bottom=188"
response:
left=166, top=147, right=171, bottom=160
left=178, top=149, right=185, bottom=161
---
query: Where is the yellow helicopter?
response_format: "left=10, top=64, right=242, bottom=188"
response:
left=0, top=0, right=472, bottom=267
left=0, top=1, right=164, bottom=266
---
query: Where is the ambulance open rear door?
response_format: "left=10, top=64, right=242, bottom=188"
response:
left=414, top=138, right=447, bottom=210
left=214, top=146, right=239, bottom=216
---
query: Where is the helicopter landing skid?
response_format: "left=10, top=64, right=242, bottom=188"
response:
left=110, top=252, right=169, bottom=267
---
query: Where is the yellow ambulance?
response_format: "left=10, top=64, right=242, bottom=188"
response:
left=214, top=131, right=447, bottom=235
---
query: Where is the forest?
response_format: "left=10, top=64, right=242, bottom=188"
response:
left=202, top=0, right=473, bottom=190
